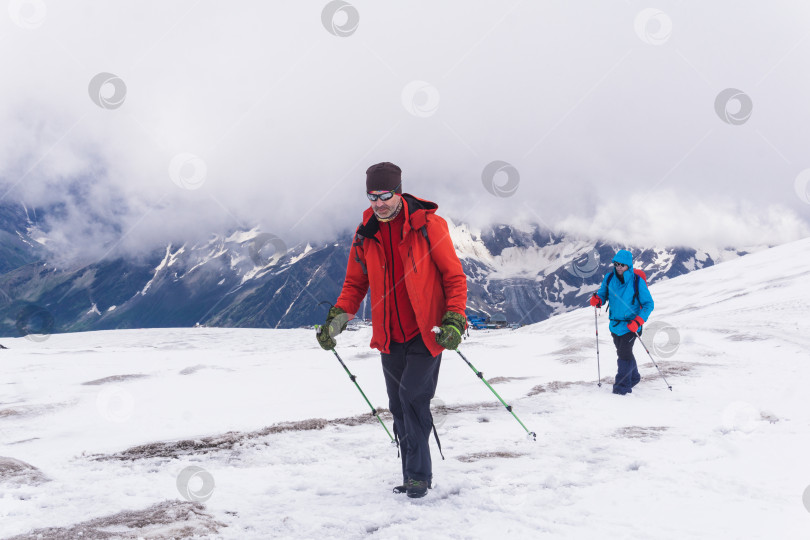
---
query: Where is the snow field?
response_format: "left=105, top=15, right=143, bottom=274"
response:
left=1, top=238, right=810, bottom=538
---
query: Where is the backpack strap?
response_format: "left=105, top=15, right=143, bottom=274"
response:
left=420, top=224, right=431, bottom=251
left=352, top=231, right=367, bottom=275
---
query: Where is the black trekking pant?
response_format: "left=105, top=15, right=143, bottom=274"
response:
left=612, top=331, right=641, bottom=393
left=381, top=334, right=441, bottom=483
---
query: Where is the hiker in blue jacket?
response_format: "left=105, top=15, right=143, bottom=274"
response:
left=589, top=249, right=654, bottom=395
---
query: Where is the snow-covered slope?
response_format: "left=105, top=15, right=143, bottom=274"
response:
left=1, top=238, right=809, bottom=539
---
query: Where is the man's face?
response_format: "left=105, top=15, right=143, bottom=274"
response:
left=369, top=191, right=401, bottom=220
left=613, top=262, right=628, bottom=276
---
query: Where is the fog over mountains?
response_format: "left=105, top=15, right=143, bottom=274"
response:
left=0, top=201, right=756, bottom=339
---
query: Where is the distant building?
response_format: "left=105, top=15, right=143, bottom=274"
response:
left=467, top=315, right=488, bottom=330
left=466, top=312, right=512, bottom=330
left=490, top=313, right=508, bottom=329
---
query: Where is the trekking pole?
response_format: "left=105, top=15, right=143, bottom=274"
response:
left=443, top=336, right=536, bottom=441
left=594, top=307, right=602, bottom=387
left=316, top=326, right=397, bottom=446
left=331, top=347, right=397, bottom=445
left=634, top=331, right=673, bottom=391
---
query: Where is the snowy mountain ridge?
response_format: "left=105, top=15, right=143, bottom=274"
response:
left=0, top=201, right=765, bottom=337
left=448, top=219, right=748, bottom=280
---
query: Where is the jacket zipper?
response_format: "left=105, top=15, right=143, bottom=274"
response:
left=387, top=223, right=407, bottom=342
left=382, top=259, right=389, bottom=350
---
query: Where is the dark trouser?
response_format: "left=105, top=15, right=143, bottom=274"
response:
left=612, top=332, right=641, bottom=394
left=381, top=334, right=441, bottom=483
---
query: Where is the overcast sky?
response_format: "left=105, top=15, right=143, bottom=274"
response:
left=1, top=0, right=809, bottom=262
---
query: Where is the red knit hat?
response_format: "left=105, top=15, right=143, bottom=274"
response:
left=366, top=162, right=402, bottom=193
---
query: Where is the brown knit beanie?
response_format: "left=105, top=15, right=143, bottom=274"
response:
left=365, top=162, right=402, bottom=193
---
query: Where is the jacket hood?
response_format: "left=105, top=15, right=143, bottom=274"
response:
left=612, top=249, right=633, bottom=267
left=357, top=193, right=438, bottom=238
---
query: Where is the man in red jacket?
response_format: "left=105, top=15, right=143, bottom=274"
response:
left=317, top=162, right=468, bottom=499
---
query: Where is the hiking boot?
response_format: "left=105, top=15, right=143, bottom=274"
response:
left=394, top=479, right=432, bottom=494
left=406, top=478, right=429, bottom=499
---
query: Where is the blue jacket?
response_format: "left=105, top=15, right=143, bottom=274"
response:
left=595, top=251, right=654, bottom=336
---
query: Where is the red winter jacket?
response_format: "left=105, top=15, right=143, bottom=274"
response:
left=335, top=194, right=467, bottom=357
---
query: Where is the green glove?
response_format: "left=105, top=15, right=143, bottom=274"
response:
left=435, top=311, right=466, bottom=350
left=316, top=306, right=349, bottom=350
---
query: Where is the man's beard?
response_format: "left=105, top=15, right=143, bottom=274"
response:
left=375, top=199, right=402, bottom=222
